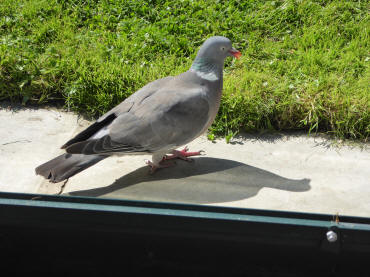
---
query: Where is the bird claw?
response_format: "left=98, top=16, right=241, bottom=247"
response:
left=164, top=146, right=205, bottom=162
left=145, top=146, right=205, bottom=173
left=145, top=159, right=176, bottom=174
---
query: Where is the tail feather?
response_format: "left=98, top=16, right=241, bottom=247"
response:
left=35, top=153, right=106, bottom=183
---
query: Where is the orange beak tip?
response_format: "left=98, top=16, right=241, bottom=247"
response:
left=229, top=48, right=242, bottom=59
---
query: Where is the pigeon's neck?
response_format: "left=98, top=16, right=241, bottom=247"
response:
left=190, top=57, right=223, bottom=82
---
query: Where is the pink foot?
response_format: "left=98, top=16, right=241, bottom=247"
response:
left=145, top=159, right=176, bottom=174
left=164, top=146, right=205, bottom=162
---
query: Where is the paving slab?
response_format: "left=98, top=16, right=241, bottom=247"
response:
left=0, top=105, right=87, bottom=194
left=1, top=104, right=369, bottom=217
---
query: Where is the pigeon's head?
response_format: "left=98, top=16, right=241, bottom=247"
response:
left=195, top=36, right=241, bottom=63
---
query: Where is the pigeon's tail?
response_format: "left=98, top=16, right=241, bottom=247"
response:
left=35, top=153, right=107, bottom=183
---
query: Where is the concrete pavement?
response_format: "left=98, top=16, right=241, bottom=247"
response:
left=1, top=104, right=369, bottom=217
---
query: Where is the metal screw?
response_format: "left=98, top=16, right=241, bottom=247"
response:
left=326, top=230, right=338, bottom=243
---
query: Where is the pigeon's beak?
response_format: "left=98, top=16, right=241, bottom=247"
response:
left=229, top=48, right=242, bottom=59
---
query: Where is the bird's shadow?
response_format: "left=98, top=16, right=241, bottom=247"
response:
left=68, top=157, right=311, bottom=204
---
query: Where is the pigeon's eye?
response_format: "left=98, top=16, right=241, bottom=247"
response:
left=221, top=46, right=225, bottom=51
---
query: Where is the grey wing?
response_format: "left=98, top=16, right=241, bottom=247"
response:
left=65, top=88, right=210, bottom=155
left=61, top=76, right=173, bottom=149
left=146, top=91, right=210, bottom=148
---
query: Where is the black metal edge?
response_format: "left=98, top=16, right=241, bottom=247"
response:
left=0, top=194, right=368, bottom=253
left=0, top=191, right=369, bottom=225
left=0, top=191, right=369, bottom=266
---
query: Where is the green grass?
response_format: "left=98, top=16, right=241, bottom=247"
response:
left=1, top=0, right=369, bottom=141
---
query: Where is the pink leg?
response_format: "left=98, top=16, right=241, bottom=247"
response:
left=164, top=146, right=205, bottom=162
left=145, top=159, right=176, bottom=174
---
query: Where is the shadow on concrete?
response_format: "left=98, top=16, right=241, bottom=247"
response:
left=1, top=101, right=62, bottom=112
left=0, top=101, right=95, bottom=122
left=229, top=132, right=286, bottom=145
left=69, top=157, right=310, bottom=204
left=229, top=130, right=318, bottom=145
left=230, top=131, right=344, bottom=150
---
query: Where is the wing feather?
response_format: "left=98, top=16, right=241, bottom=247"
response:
left=65, top=78, right=210, bottom=155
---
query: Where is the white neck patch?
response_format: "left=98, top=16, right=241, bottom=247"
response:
left=190, top=68, right=219, bottom=81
